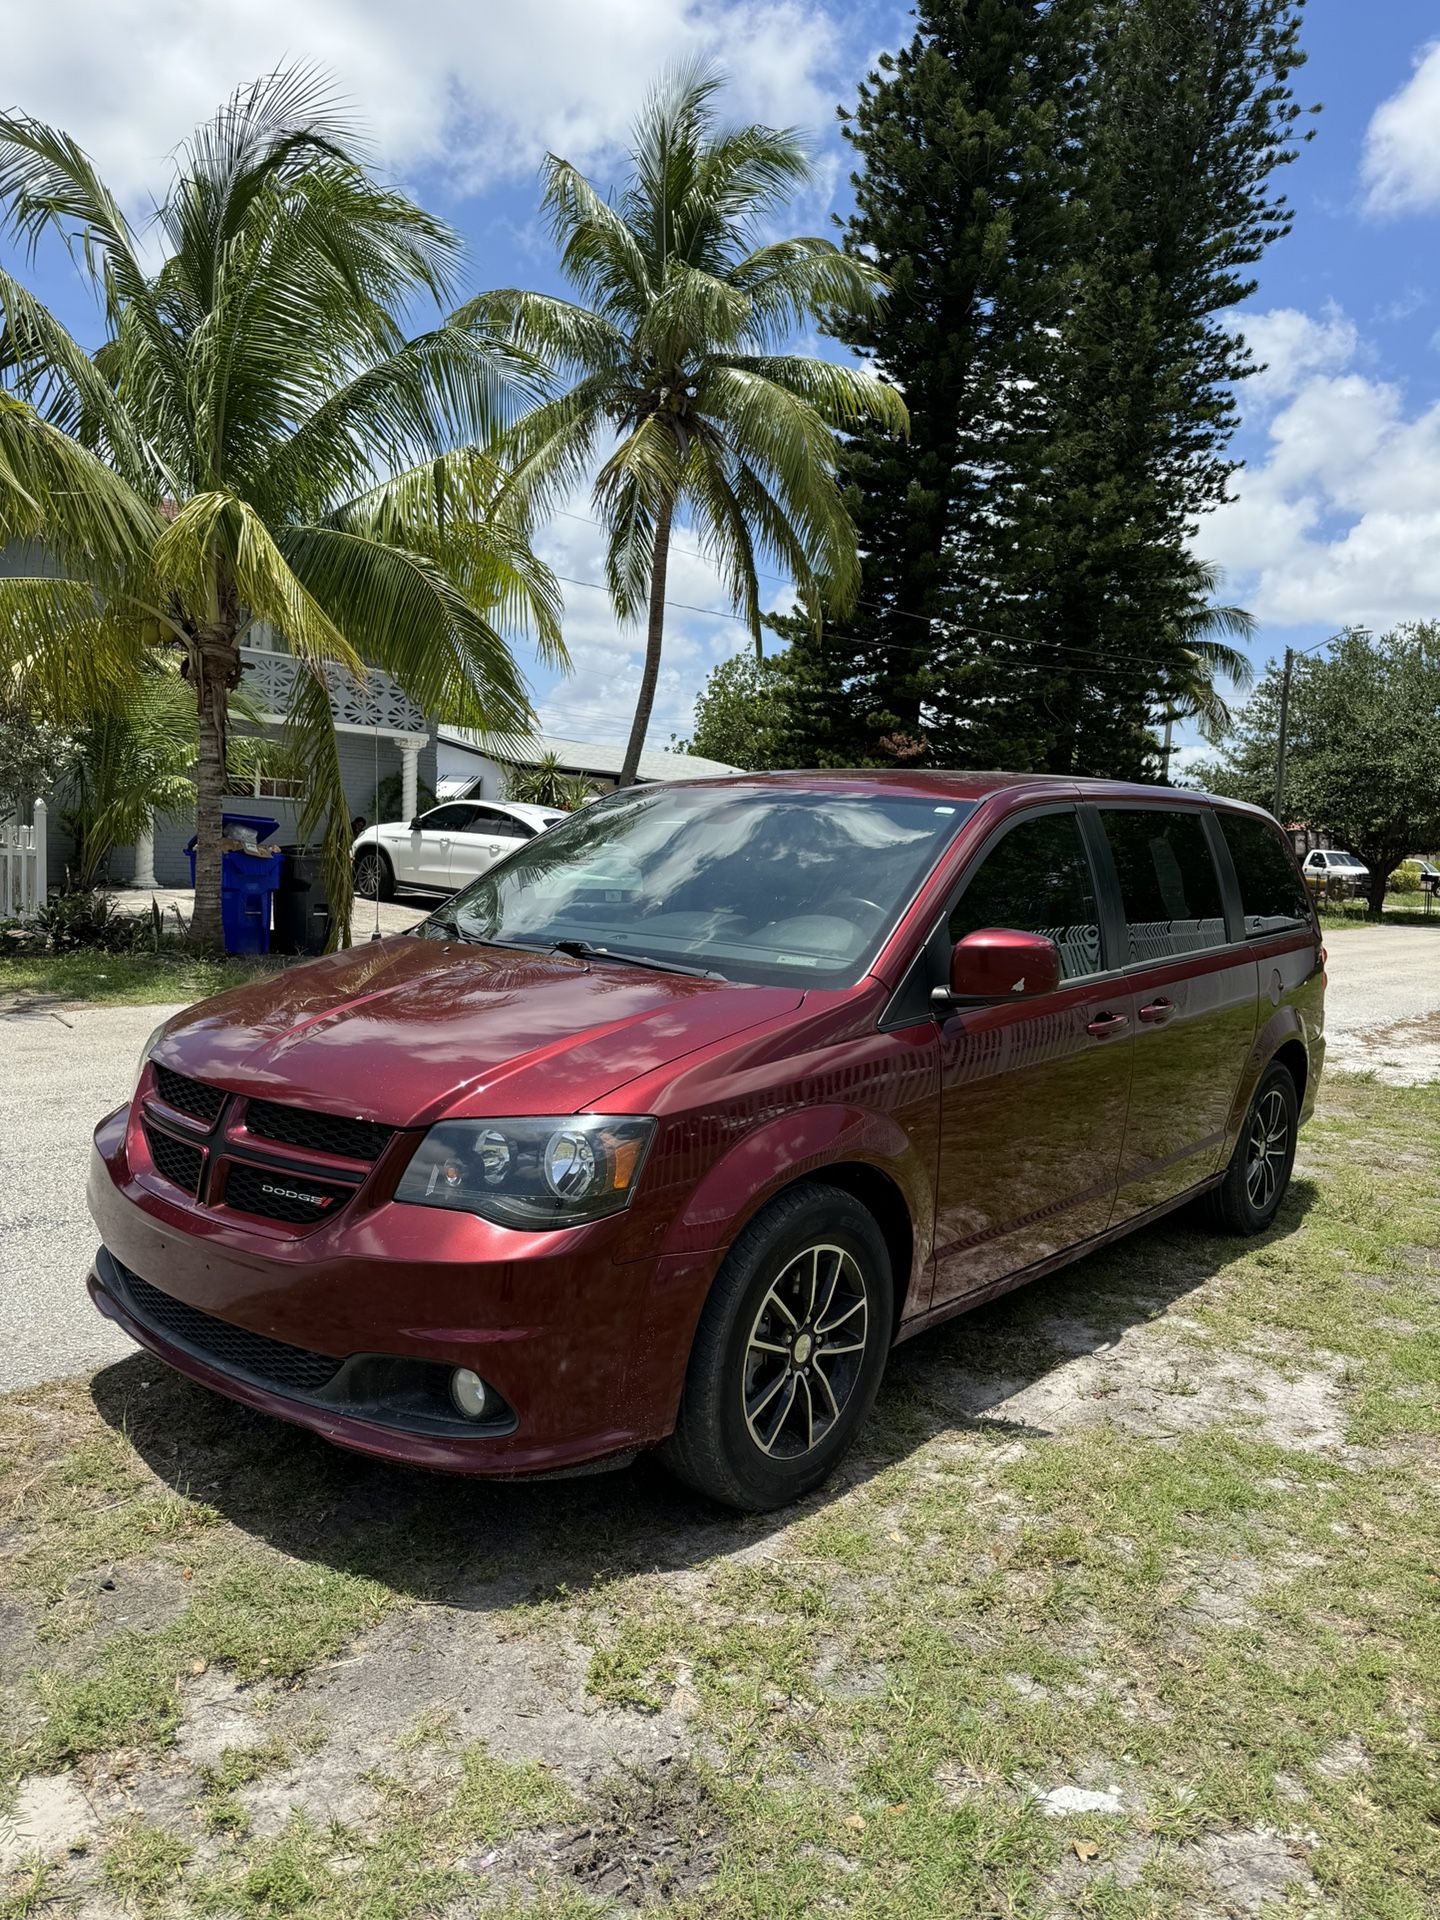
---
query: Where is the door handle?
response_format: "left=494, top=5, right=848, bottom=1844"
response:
left=1138, top=997, right=1175, bottom=1024
left=1086, top=1011, right=1130, bottom=1038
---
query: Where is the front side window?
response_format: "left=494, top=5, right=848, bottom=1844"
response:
left=431, top=784, right=974, bottom=987
left=1219, top=813, right=1313, bottom=935
left=419, top=804, right=475, bottom=831
left=948, top=811, right=1102, bottom=981
left=1100, top=809, right=1228, bottom=962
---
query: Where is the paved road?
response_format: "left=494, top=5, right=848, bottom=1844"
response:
left=1, top=921, right=1435, bottom=1393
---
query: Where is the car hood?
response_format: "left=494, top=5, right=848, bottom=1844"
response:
left=150, top=936, right=804, bottom=1125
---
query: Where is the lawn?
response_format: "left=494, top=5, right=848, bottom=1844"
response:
left=0, top=952, right=284, bottom=1009
left=1, top=1076, right=1437, bottom=1919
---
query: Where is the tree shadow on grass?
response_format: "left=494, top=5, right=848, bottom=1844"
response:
left=90, top=1181, right=1318, bottom=1614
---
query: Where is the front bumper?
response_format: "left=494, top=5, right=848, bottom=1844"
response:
left=86, top=1104, right=696, bottom=1477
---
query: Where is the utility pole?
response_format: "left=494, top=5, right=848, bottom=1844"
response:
left=1271, top=646, right=1294, bottom=819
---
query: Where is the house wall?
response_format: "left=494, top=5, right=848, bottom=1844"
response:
left=46, top=730, right=437, bottom=891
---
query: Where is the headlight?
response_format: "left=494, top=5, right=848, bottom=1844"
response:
left=394, top=1115, right=656, bottom=1229
left=136, top=1021, right=170, bottom=1086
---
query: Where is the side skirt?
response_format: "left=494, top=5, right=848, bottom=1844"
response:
left=891, top=1174, right=1223, bottom=1347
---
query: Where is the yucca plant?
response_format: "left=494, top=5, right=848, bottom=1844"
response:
left=466, top=63, right=908, bottom=785
left=0, top=69, right=563, bottom=947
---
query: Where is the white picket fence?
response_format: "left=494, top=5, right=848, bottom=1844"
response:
left=0, top=799, right=48, bottom=919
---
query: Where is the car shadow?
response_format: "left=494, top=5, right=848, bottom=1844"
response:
left=90, top=1181, right=1318, bottom=1613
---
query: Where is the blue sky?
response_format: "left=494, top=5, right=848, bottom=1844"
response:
left=6, top=1, right=1440, bottom=764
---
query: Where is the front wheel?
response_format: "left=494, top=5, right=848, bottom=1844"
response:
left=1205, top=1061, right=1298, bottom=1234
left=353, top=846, right=394, bottom=902
left=659, top=1185, right=893, bottom=1511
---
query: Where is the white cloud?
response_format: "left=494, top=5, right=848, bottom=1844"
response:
left=1361, top=40, right=1440, bottom=215
left=525, top=502, right=771, bottom=750
left=1, top=0, right=845, bottom=206
left=1231, top=304, right=1359, bottom=406
left=1207, top=303, right=1440, bottom=628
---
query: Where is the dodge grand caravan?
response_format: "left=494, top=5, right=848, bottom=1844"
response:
left=87, top=773, right=1324, bottom=1511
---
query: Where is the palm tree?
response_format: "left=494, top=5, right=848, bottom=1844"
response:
left=465, top=63, right=908, bottom=787
left=0, top=70, right=562, bottom=947
left=1154, top=560, right=1257, bottom=781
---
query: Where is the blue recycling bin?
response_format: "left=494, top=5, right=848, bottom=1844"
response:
left=184, top=814, right=282, bottom=955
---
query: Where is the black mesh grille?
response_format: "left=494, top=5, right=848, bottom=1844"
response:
left=221, top=1159, right=353, bottom=1224
left=142, top=1120, right=204, bottom=1196
left=152, top=1065, right=226, bottom=1127
left=245, top=1099, right=395, bottom=1164
left=118, top=1268, right=341, bottom=1393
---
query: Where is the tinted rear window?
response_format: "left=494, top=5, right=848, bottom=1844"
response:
left=1219, top=813, right=1313, bottom=935
left=1099, top=809, right=1228, bottom=962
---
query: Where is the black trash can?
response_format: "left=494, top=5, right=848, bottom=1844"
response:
left=272, top=845, right=332, bottom=956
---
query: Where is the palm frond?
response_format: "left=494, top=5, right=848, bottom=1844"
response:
left=281, top=524, right=537, bottom=736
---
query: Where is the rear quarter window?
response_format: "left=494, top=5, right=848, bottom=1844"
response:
left=1219, top=813, right=1314, bottom=936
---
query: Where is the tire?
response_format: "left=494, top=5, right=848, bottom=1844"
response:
left=353, top=846, right=394, bottom=902
left=1204, top=1061, right=1298, bottom=1235
left=659, top=1184, right=893, bottom=1511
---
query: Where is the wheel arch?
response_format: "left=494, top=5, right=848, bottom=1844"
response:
left=786, top=1161, right=917, bottom=1338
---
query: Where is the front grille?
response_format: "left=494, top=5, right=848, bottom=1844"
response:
left=221, top=1159, right=355, bottom=1224
left=152, top=1065, right=227, bottom=1128
left=142, top=1119, right=204, bottom=1197
left=119, top=1268, right=341, bottom=1394
left=245, top=1099, right=395, bottom=1164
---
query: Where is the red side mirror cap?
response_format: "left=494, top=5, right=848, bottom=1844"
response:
left=944, top=928, right=1062, bottom=1004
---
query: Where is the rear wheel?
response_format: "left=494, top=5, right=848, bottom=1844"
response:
left=660, top=1185, right=892, bottom=1511
left=1205, top=1061, right=1298, bottom=1234
left=353, top=846, right=394, bottom=902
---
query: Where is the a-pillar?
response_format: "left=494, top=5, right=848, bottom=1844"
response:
left=397, top=736, right=423, bottom=824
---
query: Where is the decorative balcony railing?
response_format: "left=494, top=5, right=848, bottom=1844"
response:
left=238, top=646, right=428, bottom=740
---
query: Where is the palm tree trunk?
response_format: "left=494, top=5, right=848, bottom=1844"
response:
left=619, top=495, right=674, bottom=789
left=189, top=624, right=242, bottom=950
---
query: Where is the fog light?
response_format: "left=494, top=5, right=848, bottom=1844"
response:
left=449, top=1367, right=491, bottom=1421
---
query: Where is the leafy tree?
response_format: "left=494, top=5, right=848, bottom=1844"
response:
left=0, top=697, right=69, bottom=816
left=468, top=62, right=907, bottom=789
left=0, top=70, right=562, bottom=948
left=1197, top=625, right=1440, bottom=916
left=1011, top=0, right=1314, bottom=774
left=678, top=650, right=794, bottom=769
left=816, top=0, right=1087, bottom=766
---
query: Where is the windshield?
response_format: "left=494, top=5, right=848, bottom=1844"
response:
left=422, top=784, right=973, bottom=986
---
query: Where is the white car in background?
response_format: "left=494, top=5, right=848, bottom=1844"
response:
left=1300, top=847, right=1369, bottom=894
left=352, top=799, right=565, bottom=899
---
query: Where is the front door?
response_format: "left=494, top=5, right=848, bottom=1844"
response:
left=407, top=804, right=473, bottom=890
left=1093, top=805, right=1259, bottom=1221
left=931, top=807, right=1134, bottom=1309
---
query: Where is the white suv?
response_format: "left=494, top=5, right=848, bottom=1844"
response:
left=352, top=801, right=564, bottom=899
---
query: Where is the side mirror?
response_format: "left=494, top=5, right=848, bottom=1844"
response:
left=409, top=815, right=423, bottom=832
left=937, top=928, right=1062, bottom=1007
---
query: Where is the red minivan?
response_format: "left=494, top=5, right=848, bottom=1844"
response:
left=87, top=773, right=1324, bottom=1510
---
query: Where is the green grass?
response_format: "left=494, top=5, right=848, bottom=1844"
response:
left=0, top=1076, right=1437, bottom=1917
left=1317, top=890, right=1438, bottom=928
left=0, top=949, right=281, bottom=1007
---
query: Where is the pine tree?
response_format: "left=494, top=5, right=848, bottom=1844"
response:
left=1014, top=0, right=1315, bottom=776
left=808, top=0, right=1087, bottom=767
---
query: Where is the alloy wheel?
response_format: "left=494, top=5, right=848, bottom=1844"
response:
left=354, top=852, right=384, bottom=898
left=741, top=1243, right=869, bottom=1459
left=1246, top=1086, right=1289, bottom=1212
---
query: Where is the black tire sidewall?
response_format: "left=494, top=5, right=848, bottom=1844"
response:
left=1233, top=1062, right=1299, bottom=1228
left=674, top=1187, right=892, bottom=1510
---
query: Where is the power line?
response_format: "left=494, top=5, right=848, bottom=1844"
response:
left=544, top=568, right=1253, bottom=688
left=543, top=504, right=1259, bottom=679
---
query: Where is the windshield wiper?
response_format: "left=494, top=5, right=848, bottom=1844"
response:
left=547, top=937, right=724, bottom=981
